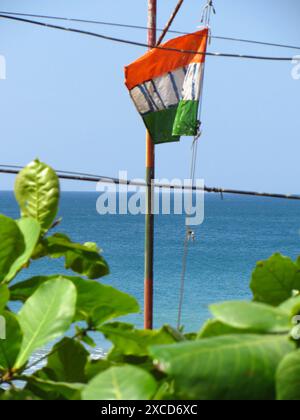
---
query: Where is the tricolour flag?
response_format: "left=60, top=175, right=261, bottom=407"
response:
left=125, top=28, right=208, bottom=144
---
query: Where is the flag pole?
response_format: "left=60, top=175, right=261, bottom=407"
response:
left=144, top=0, right=156, bottom=330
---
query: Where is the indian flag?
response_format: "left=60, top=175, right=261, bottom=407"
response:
left=125, top=28, right=209, bottom=144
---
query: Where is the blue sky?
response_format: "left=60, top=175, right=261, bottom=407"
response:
left=0, top=0, right=299, bottom=192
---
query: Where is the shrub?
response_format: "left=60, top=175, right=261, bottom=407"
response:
left=0, top=159, right=299, bottom=400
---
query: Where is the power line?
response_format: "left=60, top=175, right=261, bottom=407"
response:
left=1, top=165, right=299, bottom=201
left=1, top=10, right=300, bottom=52
left=0, top=14, right=299, bottom=62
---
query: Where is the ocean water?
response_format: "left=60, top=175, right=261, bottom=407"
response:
left=2, top=191, right=300, bottom=349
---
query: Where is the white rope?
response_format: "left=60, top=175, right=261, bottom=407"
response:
left=176, top=98, right=203, bottom=331
left=177, top=131, right=201, bottom=330
left=201, top=0, right=216, bottom=27
left=177, top=0, right=215, bottom=330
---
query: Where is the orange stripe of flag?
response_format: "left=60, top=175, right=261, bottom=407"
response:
left=125, top=28, right=209, bottom=91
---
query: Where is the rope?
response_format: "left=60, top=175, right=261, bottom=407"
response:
left=177, top=0, right=216, bottom=329
left=201, top=0, right=216, bottom=26
left=0, top=14, right=299, bottom=62
left=177, top=232, right=190, bottom=329
left=177, top=132, right=201, bottom=329
left=177, top=131, right=201, bottom=329
left=157, top=0, right=185, bottom=45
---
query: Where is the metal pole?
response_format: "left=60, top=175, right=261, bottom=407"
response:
left=144, top=0, right=156, bottom=330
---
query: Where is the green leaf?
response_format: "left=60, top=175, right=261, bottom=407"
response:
left=15, top=159, right=60, bottom=233
left=276, top=350, right=300, bottom=400
left=4, top=218, right=41, bottom=283
left=250, top=254, right=300, bottom=306
left=11, top=275, right=140, bottom=325
left=25, top=376, right=84, bottom=400
left=10, top=276, right=47, bottom=302
left=73, top=277, right=139, bottom=325
left=15, top=278, right=77, bottom=369
left=210, top=301, right=291, bottom=334
left=0, top=285, right=9, bottom=313
left=279, top=295, right=300, bottom=317
left=152, top=382, right=176, bottom=401
left=44, top=338, right=89, bottom=383
left=0, top=389, right=40, bottom=401
left=0, top=312, right=22, bottom=370
left=85, top=360, right=114, bottom=382
left=198, top=319, right=247, bottom=339
left=0, top=215, right=25, bottom=281
left=65, top=244, right=109, bottom=279
left=99, top=322, right=178, bottom=359
left=150, top=334, right=295, bottom=400
left=184, top=332, right=198, bottom=341
left=82, top=366, right=157, bottom=401
left=38, top=234, right=109, bottom=279
left=75, top=326, right=96, bottom=348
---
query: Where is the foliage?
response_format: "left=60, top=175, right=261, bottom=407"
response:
left=0, top=159, right=300, bottom=400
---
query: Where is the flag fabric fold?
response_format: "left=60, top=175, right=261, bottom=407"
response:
left=125, top=28, right=209, bottom=144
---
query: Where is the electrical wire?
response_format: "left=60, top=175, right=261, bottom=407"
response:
left=0, top=14, right=299, bottom=62
left=0, top=10, right=299, bottom=52
left=1, top=165, right=299, bottom=201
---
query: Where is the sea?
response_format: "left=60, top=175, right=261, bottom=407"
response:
left=2, top=190, right=300, bottom=356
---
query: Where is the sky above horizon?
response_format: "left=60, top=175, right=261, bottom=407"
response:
left=0, top=0, right=299, bottom=192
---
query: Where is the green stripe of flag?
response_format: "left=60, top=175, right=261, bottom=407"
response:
left=143, top=106, right=180, bottom=145
left=172, top=100, right=200, bottom=137
left=142, top=100, right=199, bottom=145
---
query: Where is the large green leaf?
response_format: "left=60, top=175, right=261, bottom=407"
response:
left=4, top=218, right=41, bottom=283
left=35, top=234, right=109, bottom=279
left=210, top=301, right=290, bottom=334
left=15, top=278, right=76, bottom=369
left=99, top=322, right=178, bottom=359
left=0, top=312, right=22, bottom=370
left=73, top=277, right=139, bottom=325
left=276, top=350, right=300, bottom=400
left=10, top=275, right=139, bottom=325
left=0, top=215, right=25, bottom=281
left=11, top=275, right=139, bottom=324
left=15, top=159, right=60, bottom=233
left=43, top=338, right=89, bottom=383
left=0, top=285, right=9, bottom=313
left=198, top=319, right=247, bottom=339
left=250, top=254, right=300, bottom=306
left=23, top=347, right=86, bottom=398
left=82, top=366, right=157, bottom=400
left=150, top=334, right=295, bottom=400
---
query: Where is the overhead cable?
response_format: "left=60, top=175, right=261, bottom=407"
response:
left=0, top=165, right=299, bottom=201
left=0, top=10, right=299, bottom=52
left=0, top=14, right=299, bottom=62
